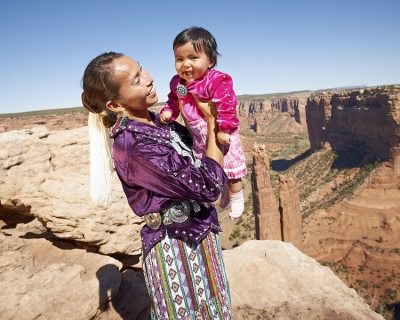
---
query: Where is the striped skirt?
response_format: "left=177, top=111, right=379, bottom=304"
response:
left=143, top=232, right=234, bottom=320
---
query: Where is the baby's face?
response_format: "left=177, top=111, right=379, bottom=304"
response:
left=174, top=41, right=214, bottom=84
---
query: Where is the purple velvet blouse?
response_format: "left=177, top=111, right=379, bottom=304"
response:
left=110, top=111, right=228, bottom=255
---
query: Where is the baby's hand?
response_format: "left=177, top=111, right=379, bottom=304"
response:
left=217, top=131, right=231, bottom=145
left=160, top=110, right=172, bottom=124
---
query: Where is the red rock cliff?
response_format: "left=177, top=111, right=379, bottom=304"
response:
left=306, top=87, right=400, bottom=171
left=279, top=175, right=303, bottom=251
left=251, top=144, right=281, bottom=240
left=237, top=94, right=309, bottom=135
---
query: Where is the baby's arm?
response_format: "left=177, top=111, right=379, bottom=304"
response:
left=209, top=72, right=240, bottom=138
left=160, top=75, right=182, bottom=123
left=160, top=110, right=172, bottom=124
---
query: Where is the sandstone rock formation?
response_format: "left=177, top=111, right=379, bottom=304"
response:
left=0, top=126, right=144, bottom=259
left=302, top=162, right=400, bottom=310
left=0, top=220, right=384, bottom=319
left=251, top=144, right=281, bottom=240
left=0, top=111, right=88, bottom=133
left=1, top=105, right=395, bottom=318
left=306, top=87, right=400, bottom=171
left=0, top=223, right=150, bottom=320
left=225, top=240, right=384, bottom=320
left=251, top=145, right=304, bottom=251
left=279, top=175, right=302, bottom=251
left=237, top=93, right=309, bottom=135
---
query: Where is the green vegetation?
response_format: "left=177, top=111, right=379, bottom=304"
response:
left=0, top=101, right=166, bottom=118
left=0, top=107, right=88, bottom=118
left=236, top=90, right=311, bottom=103
left=289, top=150, right=383, bottom=219
left=229, top=228, right=241, bottom=240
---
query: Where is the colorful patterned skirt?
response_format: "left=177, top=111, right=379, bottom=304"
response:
left=143, top=232, right=234, bottom=319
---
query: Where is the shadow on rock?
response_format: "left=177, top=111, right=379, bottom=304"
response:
left=95, top=264, right=151, bottom=320
left=386, top=303, right=400, bottom=320
left=331, top=147, right=380, bottom=170
left=271, top=149, right=312, bottom=172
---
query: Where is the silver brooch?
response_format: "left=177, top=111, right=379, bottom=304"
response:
left=177, top=84, right=188, bottom=96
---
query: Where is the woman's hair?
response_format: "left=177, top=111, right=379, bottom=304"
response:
left=173, top=27, right=220, bottom=68
left=81, top=52, right=124, bottom=128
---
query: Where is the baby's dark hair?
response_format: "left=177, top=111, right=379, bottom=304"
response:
left=81, top=52, right=123, bottom=127
left=173, top=27, right=220, bottom=68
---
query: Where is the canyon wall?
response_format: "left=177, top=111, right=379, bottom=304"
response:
left=306, top=87, right=400, bottom=171
left=237, top=93, right=309, bottom=135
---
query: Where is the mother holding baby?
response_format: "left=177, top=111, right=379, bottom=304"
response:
left=81, top=51, right=234, bottom=319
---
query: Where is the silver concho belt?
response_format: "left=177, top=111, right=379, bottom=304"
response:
left=143, top=200, right=210, bottom=230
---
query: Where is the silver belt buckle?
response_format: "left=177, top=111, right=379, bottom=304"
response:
left=163, top=200, right=190, bottom=224
left=169, top=200, right=190, bottom=223
left=143, top=212, right=162, bottom=230
left=144, top=200, right=210, bottom=229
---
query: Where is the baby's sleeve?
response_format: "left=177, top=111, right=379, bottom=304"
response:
left=210, top=73, right=240, bottom=134
left=160, top=75, right=181, bottom=122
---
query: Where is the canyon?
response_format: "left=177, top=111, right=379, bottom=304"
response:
left=0, top=125, right=381, bottom=319
left=249, top=86, right=400, bottom=317
left=1, top=88, right=398, bottom=318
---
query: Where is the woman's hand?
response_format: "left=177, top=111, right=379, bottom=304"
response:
left=217, top=131, right=231, bottom=145
left=192, top=95, right=218, bottom=121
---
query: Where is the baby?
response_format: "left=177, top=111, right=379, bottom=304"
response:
left=160, top=26, right=247, bottom=220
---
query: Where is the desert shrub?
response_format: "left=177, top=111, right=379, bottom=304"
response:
left=230, top=228, right=241, bottom=239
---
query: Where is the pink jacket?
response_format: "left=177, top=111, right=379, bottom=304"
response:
left=161, top=69, right=239, bottom=134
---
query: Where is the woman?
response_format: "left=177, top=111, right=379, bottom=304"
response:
left=81, top=52, right=234, bottom=319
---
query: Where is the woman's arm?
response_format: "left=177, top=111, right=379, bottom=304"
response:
left=192, top=95, right=224, bottom=167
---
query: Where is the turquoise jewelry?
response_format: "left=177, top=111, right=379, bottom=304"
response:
left=144, top=200, right=211, bottom=229
left=177, top=84, right=188, bottom=96
left=120, top=114, right=129, bottom=129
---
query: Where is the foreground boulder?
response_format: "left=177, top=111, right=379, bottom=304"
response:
left=0, top=127, right=144, bottom=258
left=225, top=240, right=383, bottom=320
left=0, top=226, right=150, bottom=320
left=0, top=222, right=383, bottom=320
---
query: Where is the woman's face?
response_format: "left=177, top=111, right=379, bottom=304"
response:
left=113, top=56, right=158, bottom=115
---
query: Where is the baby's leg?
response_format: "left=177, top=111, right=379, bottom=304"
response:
left=227, top=178, right=244, bottom=220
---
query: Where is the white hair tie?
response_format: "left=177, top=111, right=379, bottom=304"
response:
left=88, top=112, right=114, bottom=206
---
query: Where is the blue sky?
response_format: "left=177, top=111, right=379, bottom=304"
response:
left=1, top=0, right=399, bottom=114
